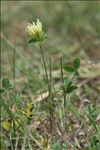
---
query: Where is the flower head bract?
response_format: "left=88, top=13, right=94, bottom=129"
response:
left=26, top=19, right=46, bottom=43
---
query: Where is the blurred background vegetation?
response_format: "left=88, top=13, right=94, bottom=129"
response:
left=1, top=1, right=100, bottom=92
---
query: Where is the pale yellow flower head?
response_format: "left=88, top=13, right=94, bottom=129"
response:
left=26, top=19, right=46, bottom=43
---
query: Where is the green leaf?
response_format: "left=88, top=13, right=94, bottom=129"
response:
left=73, top=58, right=80, bottom=69
left=63, top=65, right=75, bottom=73
left=67, top=85, right=77, bottom=93
left=28, top=38, right=37, bottom=43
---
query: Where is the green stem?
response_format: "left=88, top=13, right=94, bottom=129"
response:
left=39, top=43, right=53, bottom=133
left=60, top=58, right=66, bottom=110
left=60, top=57, right=63, bottom=84
left=39, top=43, right=50, bottom=91
left=13, top=47, right=16, bottom=93
left=49, top=58, right=53, bottom=133
left=60, top=58, right=66, bottom=132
